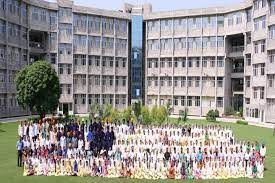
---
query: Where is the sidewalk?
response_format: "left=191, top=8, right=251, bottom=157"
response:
left=170, top=115, right=275, bottom=129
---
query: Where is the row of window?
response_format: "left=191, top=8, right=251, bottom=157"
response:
left=253, top=87, right=265, bottom=99
left=253, top=63, right=265, bottom=76
left=0, top=94, right=18, bottom=107
left=72, top=55, right=127, bottom=67
left=147, top=12, right=247, bottom=33
left=73, top=75, right=127, bottom=87
left=147, top=96, right=224, bottom=108
left=73, top=15, right=127, bottom=33
left=147, top=76, right=223, bottom=88
left=148, top=57, right=224, bottom=68
left=0, top=70, right=17, bottom=83
left=147, top=37, right=224, bottom=51
left=73, top=94, right=127, bottom=105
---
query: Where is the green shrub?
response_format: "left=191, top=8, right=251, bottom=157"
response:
left=238, top=107, right=243, bottom=117
left=236, top=120, right=248, bottom=125
left=214, top=109, right=220, bottom=117
left=224, top=107, right=235, bottom=116
left=206, top=109, right=218, bottom=122
left=179, top=108, right=188, bottom=122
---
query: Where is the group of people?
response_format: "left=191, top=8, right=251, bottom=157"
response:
left=16, top=118, right=266, bottom=180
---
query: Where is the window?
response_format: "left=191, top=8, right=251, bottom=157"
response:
left=188, top=60, right=193, bottom=68
left=245, top=76, right=250, bottom=87
left=180, top=77, right=185, bottom=87
left=188, top=77, right=193, bottom=87
left=253, top=88, right=258, bottom=99
left=268, top=75, right=275, bottom=87
left=236, top=13, right=242, bottom=24
left=202, top=57, right=207, bottom=67
left=217, top=57, right=224, bottom=67
left=246, top=32, right=252, bottom=44
left=217, top=77, right=223, bottom=87
left=228, top=14, right=234, bottom=26
left=246, top=54, right=251, bottom=66
left=58, top=64, right=63, bottom=74
left=246, top=9, right=252, bottom=22
left=67, top=85, right=71, bottom=94
left=178, top=96, right=184, bottom=106
left=217, top=16, right=224, bottom=27
left=50, top=53, right=56, bottom=64
left=245, top=98, right=250, bottom=105
left=253, top=64, right=258, bottom=76
left=260, top=87, right=264, bottom=99
left=217, top=97, right=223, bottom=107
left=187, top=96, right=192, bottom=106
left=195, top=77, right=200, bottom=87
left=217, top=37, right=224, bottom=47
left=254, top=16, right=266, bottom=31
left=269, top=25, right=275, bottom=39
left=210, top=57, right=215, bottom=67
left=195, top=96, right=200, bottom=106
left=271, top=0, right=275, bottom=15
left=260, top=63, right=265, bottom=75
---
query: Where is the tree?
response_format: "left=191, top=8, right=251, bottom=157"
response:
left=122, top=106, right=133, bottom=122
left=165, top=102, right=173, bottom=123
left=102, top=104, right=113, bottom=122
left=132, top=101, right=142, bottom=123
left=110, top=108, right=121, bottom=123
left=158, top=106, right=167, bottom=125
left=150, top=105, right=159, bottom=123
left=179, top=108, right=188, bottom=122
left=16, top=61, right=60, bottom=119
left=89, top=103, right=100, bottom=120
left=141, top=106, right=151, bottom=125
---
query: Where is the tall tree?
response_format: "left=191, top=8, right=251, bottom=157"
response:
left=16, top=61, right=60, bottom=119
left=132, top=101, right=141, bottom=123
left=89, top=103, right=100, bottom=120
left=141, top=106, right=151, bottom=125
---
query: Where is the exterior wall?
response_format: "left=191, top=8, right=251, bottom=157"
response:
left=144, top=0, right=275, bottom=123
left=0, top=0, right=130, bottom=118
left=0, top=0, right=275, bottom=123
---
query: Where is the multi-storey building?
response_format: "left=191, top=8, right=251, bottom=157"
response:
left=0, top=0, right=274, bottom=123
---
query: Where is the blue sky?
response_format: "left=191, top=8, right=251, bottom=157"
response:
left=46, top=0, right=243, bottom=11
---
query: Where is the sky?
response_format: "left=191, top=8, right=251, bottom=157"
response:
left=46, top=0, right=243, bottom=12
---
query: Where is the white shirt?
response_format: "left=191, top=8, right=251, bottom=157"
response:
left=260, top=146, right=266, bottom=157
left=18, top=125, right=23, bottom=137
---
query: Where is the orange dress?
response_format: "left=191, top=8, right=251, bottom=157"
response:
left=168, top=167, right=176, bottom=179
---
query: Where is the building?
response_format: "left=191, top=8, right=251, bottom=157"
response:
left=0, top=0, right=275, bottom=123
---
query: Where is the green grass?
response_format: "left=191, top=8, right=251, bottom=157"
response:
left=0, top=120, right=275, bottom=183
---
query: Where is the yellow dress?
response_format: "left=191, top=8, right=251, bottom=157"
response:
left=23, top=163, right=29, bottom=176
left=55, top=163, right=61, bottom=176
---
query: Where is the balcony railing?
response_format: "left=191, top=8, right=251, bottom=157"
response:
left=231, top=46, right=244, bottom=52
left=232, top=67, right=244, bottom=73
left=29, top=41, right=44, bottom=49
left=232, top=85, right=244, bottom=92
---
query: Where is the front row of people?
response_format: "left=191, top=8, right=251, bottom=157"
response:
left=23, top=155, right=264, bottom=179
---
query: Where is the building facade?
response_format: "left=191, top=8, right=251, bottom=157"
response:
left=0, top=0, right=275, bottom=123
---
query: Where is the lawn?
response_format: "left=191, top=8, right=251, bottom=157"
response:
left=0, top=119, right=275, bottom=183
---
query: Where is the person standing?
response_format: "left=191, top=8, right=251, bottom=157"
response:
left=16, top=137, right=24, bottom=167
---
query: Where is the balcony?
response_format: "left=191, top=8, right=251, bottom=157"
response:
left=29, top=41, right=46, bottom=53
left=232, top=67, right=244, bottom=73
left=227, top=46, right=244, bottom=58
left=232, top=78, right=244, bottom=95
